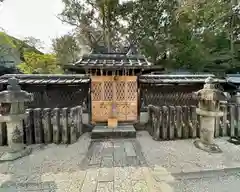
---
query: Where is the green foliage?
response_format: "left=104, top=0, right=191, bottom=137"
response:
left=0, top=32, right=17, bottom=58
left=23, top=36, right=44, bottom=51
left=0, top=32, right=43, bottom=57
left=0, top=32, right=45, bottom=75
left=125, top=0, right=183, bottom=64
left=59, top=0, right=131, bottom=50
left=58, top=0, right=240, bottom=72
left=0, top=32, right=16, bottom=48
left=0, top=32, right=21, bottom=72
left=124, top=0, right=240, bottom=72
left=52, top=34, right=80, bottom=65
left=17, top=52, right=63, bottom=74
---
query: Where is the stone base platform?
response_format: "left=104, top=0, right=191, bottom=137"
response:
left=91, top=125, right=136, bottom=139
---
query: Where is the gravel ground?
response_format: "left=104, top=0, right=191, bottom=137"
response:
left=137, top=131, right=240, bottom=192
left=172, top=171, right=240, bottom=192
left=0, top=133, right=91, bottom=191
left=137, top=131, right=240, bottom=173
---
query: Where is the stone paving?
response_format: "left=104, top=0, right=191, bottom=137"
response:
left=1, top=131, right=240, bottom=191
left=0, top=132, right=170, bottom=192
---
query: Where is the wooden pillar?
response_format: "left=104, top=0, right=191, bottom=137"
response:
left=108, top=73, right=118, bottom=128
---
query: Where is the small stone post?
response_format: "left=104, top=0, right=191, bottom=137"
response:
left=0, top=77, right=33, bottom=161
left=235, top=91, right=240, bottom=105
left=193, top=77, right=226, bottom=153
left=235, top=89, right=240, bottom=138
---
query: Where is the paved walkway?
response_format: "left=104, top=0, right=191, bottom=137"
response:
left=0, top=133, right=170, bottom=192
left=1, top=131, right=240, bottom=191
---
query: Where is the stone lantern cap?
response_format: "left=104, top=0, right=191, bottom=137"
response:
left=194, top=77, right=226, bottom=101
left=0, top=77, right=33, bottom=103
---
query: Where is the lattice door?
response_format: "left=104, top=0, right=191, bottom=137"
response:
left=91, top=76, right=113, bottom=122
left=91, top=76, right=138, bottom=122
left=116, top=76, right=138, bottom=121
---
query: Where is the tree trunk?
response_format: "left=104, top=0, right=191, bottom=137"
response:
left=107, top=5, right=111, bottom=52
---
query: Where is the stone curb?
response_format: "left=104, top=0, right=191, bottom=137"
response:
left=154, top=167, right=240, bottom=181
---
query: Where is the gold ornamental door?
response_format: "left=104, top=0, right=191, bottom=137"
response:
left=91, top=76, right=138, bottom=122
left=91, top=76, right=113, bottom=122
left=115, top=76, right=138, bottom=122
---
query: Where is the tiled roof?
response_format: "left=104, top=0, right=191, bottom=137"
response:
left=226, top=74, right=240, bottom=84
left=139, top=74, right=226, bottom=84
left=1, top=73, right=228, bottom=85
left=73, top=53, right=152, bottom=69
left=0, top=74, right=90, bottom=84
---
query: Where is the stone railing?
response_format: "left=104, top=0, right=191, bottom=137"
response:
left=147, top=104, right=240, bottom=140
left=0, top=106, right=83, bottom=146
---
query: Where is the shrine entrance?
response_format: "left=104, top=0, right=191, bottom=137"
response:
left=64, top=46, right=163, bottom=137
left=91, top=75, right=138, bottom=123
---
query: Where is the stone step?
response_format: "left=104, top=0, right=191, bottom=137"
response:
left=91, top=125, right=136, bottom=139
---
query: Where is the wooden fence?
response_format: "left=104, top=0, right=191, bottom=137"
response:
left=0, top=106, right=83, bottom=146
left=147, top=104, right=240, bottom=140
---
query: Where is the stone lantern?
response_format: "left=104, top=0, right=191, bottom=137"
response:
left=193, top=77, right=226, bottom=153
left=0, top=77, right=33, bottom=161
